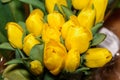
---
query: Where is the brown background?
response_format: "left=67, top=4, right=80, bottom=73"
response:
left=93, top=8, right=120, bottom=80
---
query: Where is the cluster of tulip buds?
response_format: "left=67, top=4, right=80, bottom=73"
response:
left=2, top=0, right=112, bottom=79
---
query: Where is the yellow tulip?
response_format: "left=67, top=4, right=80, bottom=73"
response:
left=5, top=22, right=23, bottom=49
left=26, top=9, right=44, bottom=37
left=92, top=0, right=108, bottom=23
left=61, top=20, right=72, bottom=40
left=47, top=12, right=65, bottom=31
left=44, top=39, right=67, bottom=75
left=85, top=48, right=112, bottom=68
left=61, top=15, right=92, bottom=53
left=42, top=24, right=61, bottom=42
left=61, top=15, right=80, bottom=39
left=65, top=26, right=92, bottom=53
left=23, top=34, right=40, bottom=56
left=77, top=5, right=95, bottom=29
left=64, top=49, right=80, bottom=72
left=72, top=0, right=90, bottom=10
left=45, top=0, right=67, bottom=13
left=30, top=60, right=43, bottom=75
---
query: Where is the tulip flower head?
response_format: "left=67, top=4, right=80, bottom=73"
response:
left=5, top=22, right=23, bottom=49
left=77, top=5, right=95, bottom=29
left=30, top=60, right=43, bottom=75
left=42, top=24, right=61, bottom=42
left=26, top=9, right=44, bottom=37
left=44, top=39, right=67, bottom=75
left=64, top=49, right=80, bottom=72
left=23, top=34, right=40, bottom=56
left=65, top=26, right=92, bottom=53
left=47, top=12, right=65, bottom=31
left=45, top=0, right=67, bottom=13
left=85, top=48, right=112, bottom=68
left=92, top=0, right=108, bottom=23
left=61, top=15, right=80, bottom=39
left=72, top=0, right=90, bottom=10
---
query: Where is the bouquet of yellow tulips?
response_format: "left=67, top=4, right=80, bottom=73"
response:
left=0, top=0, right=116, bottom=80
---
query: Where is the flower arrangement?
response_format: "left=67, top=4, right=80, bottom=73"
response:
left=0, top=0, right=117, bottom=80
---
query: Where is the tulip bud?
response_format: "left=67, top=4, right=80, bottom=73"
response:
left=42, top=24, right=61, bottom=42
left=44, top=39, right=67, bottom=75
left=92, top=0, right=108, bottom=24
left=23, top=34, right=40, bottom=56
left=30, top=60, right=43, bottom=75
left=26, top=9, right=44, bottom=37
left=61, top=15, right=80, bottom=39
left=45, top=0, right=67, bottom=13
left=77, top=5, right=95, bottom=29
left=64, top=49, right=80, bottom=72
left=47, top=12, right=65, bottom=31
left=72, top=0, right=90, bottom=10
left=65, top=26, right=92, bottom=53
left=5, top=22, right=23, bottom=49
left=85, top=48, right=112, bottom=68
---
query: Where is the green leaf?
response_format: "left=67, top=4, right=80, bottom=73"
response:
left=18, top=21, right=27, bottom=32
left=35, top=37, right=44, bottom=43
left=91, top=33, right=106, bottom=46
left=8, top=0, right=26, bottom=22
left=29, top=44, right=44, bottom=63
left=91, top=22, right=103, bottom=35
left=74, top=67, right=90, bottom=74
left=0, top=1, right=15, bottom=38
left=0, top=42, right=15, bottom=50
left=54, top=4, right=60, bottom=12
left=61, top=5, right=73, bottom=20
left=19, top=0, right=47, bottom=15
left=2, top=64, right=32, bottom=80
left=16, top=48, right=26, bottom=58
left=44, top=72, right=55, bottom=80
left=29, top=4, right=33, bottom=13
left=17, top=21, right=28, bottom=43
left=1, top=0, right=11, bottom=3
left=0, top=74, right=3, bottom=80
left=4, top=59, right=23, bottom=65
left=43, top=14, right=48, bottom=23
left=60, top=36, right=65, bottom=45
left=66, top=0, right=72, bottom=9
left=15, top=49, right=21, bottom=58
left=0, top=31, right=7, bottom=43
left=80, top=54, right=86, bottom=65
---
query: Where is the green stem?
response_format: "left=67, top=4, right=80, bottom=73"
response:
left=29, top=4, right=33, bottom=13
left=17, top=48, right=26, bottom=58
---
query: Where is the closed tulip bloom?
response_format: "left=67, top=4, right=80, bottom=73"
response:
left=44, top=39, right=67, bottom=75
left=77, top=5, right=95, bottom=29
left=92, top=0, right=108, bottom=23
left=42, top=24, right=61, bottom=42
left=64, top=49, right=80, bottom=72
left=85, top=48, right=112, bottom=68
left=30, top=60, right=43, bottom=75
left=61, top=15, right=80, bottom=39
left=65, top=26, right=92, bottom=53
left=47, top=12, right=65, bottom=31
left=5, top=22, right=23, bottom=49
left=26, top=9, right=44, bottom=37
left=23, top=34, right=40, bottom=56
left=45, top=0, right=67, bottom=13
left=72, top=0, right=90, bottom=10
left=61, top=20, right=72, bottom=40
